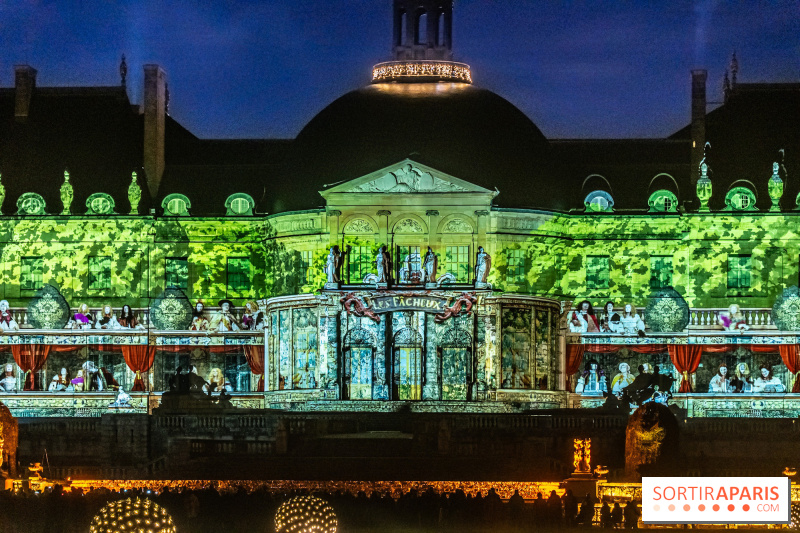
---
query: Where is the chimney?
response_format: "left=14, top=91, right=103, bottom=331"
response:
left=143, top=64, right=166, bottom=198
left=690, top=69, right=707, bottom=184
left=14, top=65, right=37, bottom=122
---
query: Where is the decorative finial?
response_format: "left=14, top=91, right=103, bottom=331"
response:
left=769, top=154, right=784, bottom=212
left=165, top=83, right=170, bottom=115
left=723, top=70, right=731, bottom=103
left=60, top=169, right=73, bottom=215
left=696, top=142, right=712, bottom=212
left=730, top=51, right=738, bottom=87
left=128, top=171, right=142, bottom=215
left=120, top=54, right=128, bottom=87
left=0, top=173, right=5, bottom=216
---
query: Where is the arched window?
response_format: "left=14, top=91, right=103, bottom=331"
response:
left=648, top=190, right=678, bottom=213
left=584, top=191, right=614, bottom=213
left=415, top=11, right=427, bottom=44
left=724, top=187, right=758, bottom=212
left=161, top=193, right=191, bottom=216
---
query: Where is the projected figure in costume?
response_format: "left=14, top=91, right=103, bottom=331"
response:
left=569, top=300, right=600, bottom=333
left=241, top=301, right=264, bottom=331
left=753, top=365, right=784, bottom=393
left=190, top=301, right=209, bottom=331
left=474, top=246, right=491, bottom=285
left=70, top=370, right=85, bottom=392
left=210, top=300, right=240, bottom=332
left=575, top=360, right=606, bottom=395
left=611, top=362, right=635, bottom=394
left=731, top=362, right=753, bottom=393
left=708, top=363, right=731, bottom=393
left=719, top=304, right=749, bottom=332
left=203, top=368, right=233, bottom=394
left=600, top=301, right=621, bottom=333
left=0, top=364, right=16, bottom=392
left=70, top=303, right=94, bottom=329
left=48, top=368, right=69, bottom=391
left=325, top=245, right=343, bottom=284
left=0, top=301, right=19, bottom=331
left=117, top=304, right=144, bottom=329
left=620, top=303, right=645, bottom=336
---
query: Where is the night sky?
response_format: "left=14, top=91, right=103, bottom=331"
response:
left=1, top=1, right=797, bottom=140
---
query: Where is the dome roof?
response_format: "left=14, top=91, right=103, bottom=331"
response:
left=273, top=82, right=557, bottom=213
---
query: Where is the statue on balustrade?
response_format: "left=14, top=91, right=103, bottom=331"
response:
left=209, top=300, right=240, bottom=332
left=601, top=301, right=621, bottom=333
left=708, top=363, right=731, bottom=393
left=620, top=303, right=646, bottom=336
left=324, top=245, right=343, bottom=285
left=719, top=304, right=749, bottom=332
left=48, top=368, right=69, bottom=392
left=0, top=364, right=16, bottom=392
left=190, top=301, right=209, bottom=331
left=569, top=300, right=600, bottom=333
left=203, top=368, right=233, bottom=394
left=611, top=362, right=635, bottom=394
left=97, top=304, right=120, bottom=330
left=117, top=304, right=144, bottom=330
left=69, top=303, right=94, bottom=330
left=376, top=246, right=393, bottom=284
left=423, top=246, right=438, bottom=283
left=753, top=365, right=785, bottom=393
left=242, top=301, right=264, bottom=331
left=0, top=301, right=19, bottom=332
left=474, top=246, right=492, bottom=287
left=575, top=360, right=606, bottom=395
left=730, top=362, right=753, bottom=393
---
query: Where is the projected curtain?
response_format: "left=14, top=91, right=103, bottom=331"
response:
left=11, top=344, right=51, bottom=391
left=667, top=345, right=703, bottom=392
left=244, top=345, right=266, bottom=392
left=121, top=345, right=157, bottom=391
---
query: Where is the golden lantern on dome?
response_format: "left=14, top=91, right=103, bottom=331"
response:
left=89, top=497, right=176, bottom=533
left=275, top=495, right=338, bottom=533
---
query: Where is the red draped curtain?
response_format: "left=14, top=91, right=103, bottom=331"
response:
left=121, top=345, right=156, bottom=391
left=11, top=344, right=51, bottom=391
left=778, top=345, right=800, bottom=393
left=667, top=345, right=703, bottom=392
left=244, top=345, right=266, bottom=392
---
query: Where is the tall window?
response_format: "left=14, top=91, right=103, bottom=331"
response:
left=300, top=250, right=313, bottom=285
left=165, top=257, right=189, bottom=291
left=396, top=245, right=421, bottom=283
left=415, top=11, right=427, bottom=44
left=586, top=255, right=609, bottom=290
left=21, top=256, right=43, bottom=291
left=506, top=249, right=526, bottom=284
left=227, top=257, right=251, bottom=293
left=88, top=256, right=111, bottom=291
left=650, top=256, right=673, bottom=289
left=446, top=246, right=470, bottom=282
left=348, top=246, right=372, bottom=283
left=728, top=255, right=751, bottom=289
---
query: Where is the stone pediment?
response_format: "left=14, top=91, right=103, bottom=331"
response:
left=322, top=159, right=493, bottom=196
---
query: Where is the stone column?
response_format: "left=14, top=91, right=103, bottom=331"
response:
left=377, top=210, right=391, bottom=247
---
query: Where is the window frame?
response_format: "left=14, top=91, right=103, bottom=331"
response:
left=586, top=255, right=610, bottom=290
left=727, top=254, right=752, bottom=290
left=226, top=257, right=251, bottom=295
left=165, top=257, right=189, bottom=291
left=88, top=256, right=112, bottom=292
left=20, top=256, right=44, bottom=292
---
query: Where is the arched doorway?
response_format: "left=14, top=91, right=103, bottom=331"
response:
left=439, top=327, right=472, bottom=401
left=342, top=327, right=375, bottom=400
left=393, top=328, right=424, bottom=400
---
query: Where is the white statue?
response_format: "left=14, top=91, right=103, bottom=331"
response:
left=324, top=246, right=342, bottom=284
left=376, top=245, right=392, bottom=283
left=0, top=300, right=19, bottom=331
left=422, top=246, right=438, bottom=283
left=474, top=246, right=491, bottom=285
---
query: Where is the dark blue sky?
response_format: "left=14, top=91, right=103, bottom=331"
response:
left=1, top=1, right=797, bottom=139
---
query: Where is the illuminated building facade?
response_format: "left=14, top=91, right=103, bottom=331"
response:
left=0, top=1, right=800, bottom=481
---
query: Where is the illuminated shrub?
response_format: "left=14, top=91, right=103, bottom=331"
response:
left=89, top=497, right=176, bottom=533
left=275, top=495, right=338, bottom=533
